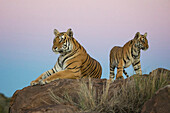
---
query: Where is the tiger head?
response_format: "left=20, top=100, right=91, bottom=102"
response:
left=134, top=32, right=149, bottom=51
left=52, top=28, right=73, bottom=54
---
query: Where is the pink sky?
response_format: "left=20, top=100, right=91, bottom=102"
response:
left=0, top=0, right=170, bottom=97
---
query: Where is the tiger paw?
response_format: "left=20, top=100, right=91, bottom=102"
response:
left=116, top=75, right=124, bottom=80
left=39, top=80, right=50, bottom=85
left=30, top=80, right=39, bottom=86
left=109, top=78, right=114, bottom=82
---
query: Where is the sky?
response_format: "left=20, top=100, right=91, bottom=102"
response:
left=0, top=0, right=170, bottom=97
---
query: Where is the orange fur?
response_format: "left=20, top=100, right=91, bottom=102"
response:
left=110, top=32, right=149, bottom=81
left=31, top=29, right=102, bottom=85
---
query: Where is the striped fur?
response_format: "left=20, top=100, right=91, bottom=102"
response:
left=109, top=32, right=149, bottom=81
left=31, top=28, right=102, bottom=85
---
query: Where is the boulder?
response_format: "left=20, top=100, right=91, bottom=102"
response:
left=141, top=85, right=170, bottom=113
left=9, top=78, right=114, bottom=113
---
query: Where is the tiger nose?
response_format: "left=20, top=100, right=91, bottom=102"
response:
left=52, top=46, right=57, bottom=51
left=144, top=45, right=149, bottom=50
left=146, top=44, right=149, bottom=49
left=53, top=45, right=57, bottom=49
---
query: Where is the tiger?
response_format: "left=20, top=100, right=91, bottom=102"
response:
left=109, top=32, right=149, bottom=81
left=31, top=28, right=102, bottom=86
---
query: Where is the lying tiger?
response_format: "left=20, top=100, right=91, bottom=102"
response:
left=31, top=28, right=102, bottom=86
left=109, top=32, right=149, bottom=80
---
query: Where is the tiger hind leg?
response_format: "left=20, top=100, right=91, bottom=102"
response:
left=116, top=60, right=124, bottom=79
left=123, top=69, right=129, bottom=78
left=109, top=66, right=115, bottom=82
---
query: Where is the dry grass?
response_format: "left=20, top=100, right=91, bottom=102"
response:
left=49, top=70, right=169, bottom=113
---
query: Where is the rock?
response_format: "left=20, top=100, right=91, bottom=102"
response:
left=25, top=105, right=78, bottom=113
left=0, top=93, right=11, bottom=113
left=9, top=68, right=170, bottom=113
left=9, top=78, right=111, bottom=113
left=141, top=85, right=170, bottom=113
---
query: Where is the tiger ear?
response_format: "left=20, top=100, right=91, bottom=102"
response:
left=135, top=32, right=141, bottom=39
left=54, top=29, right=59, bottom=36
left=66, top=28, right=73, bottom=37
left=63, top=33, right=67, bottom=38
left=144, top=32, right=147, bottom=37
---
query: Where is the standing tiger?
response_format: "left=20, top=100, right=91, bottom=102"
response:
left=31, top=28, right=102, bottom=86
left=109, top=32, right=149, bottom=80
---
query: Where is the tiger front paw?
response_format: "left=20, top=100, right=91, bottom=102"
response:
left=30, top=80, right=39, bottom=86
left=39, top=79, right=50, bottom=85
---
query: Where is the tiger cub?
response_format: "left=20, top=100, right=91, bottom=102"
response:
left=31, top=28, right=102, bottom=85
left=109, top=32, right=149, bottom=80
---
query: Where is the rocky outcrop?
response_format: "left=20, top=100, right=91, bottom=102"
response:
left=9, top=68, right=170, bottom=113
left=10, top=79, right=103, bottom=113
left=9, top=78, right=124, bottom=113
left=0, top=93, right=11, bottom=113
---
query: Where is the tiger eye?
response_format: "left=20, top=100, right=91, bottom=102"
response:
left=141, top=38, right=145, bottom=43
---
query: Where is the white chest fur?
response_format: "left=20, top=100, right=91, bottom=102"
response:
left=54, top=56, right=64, bottom=71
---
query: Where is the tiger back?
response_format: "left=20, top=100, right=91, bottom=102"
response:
left=31, top=28, right=102, bottom=85
left=110, top=32, right=149, bottom=81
